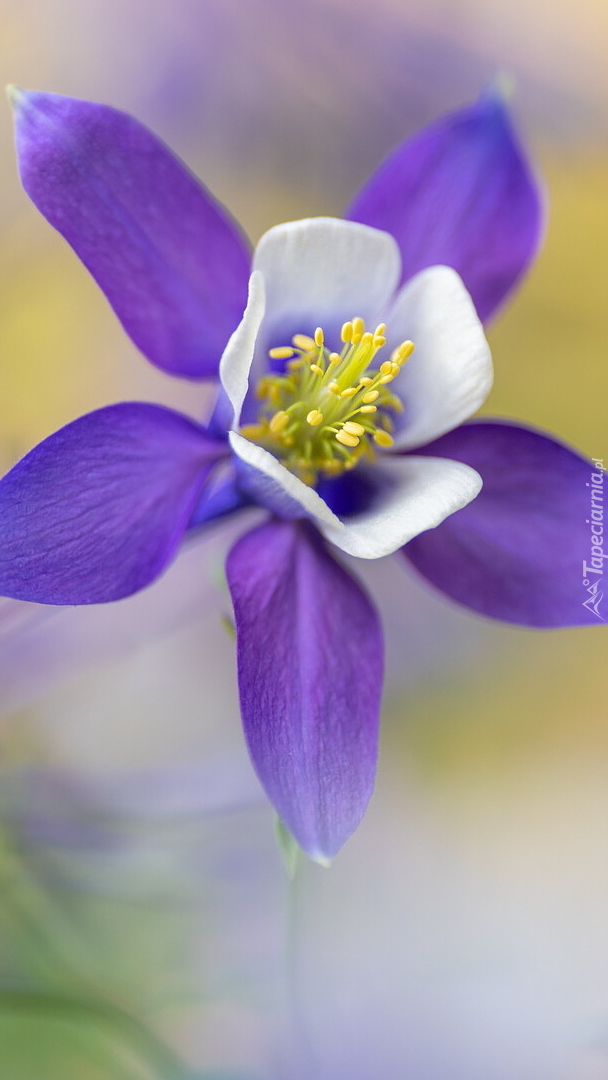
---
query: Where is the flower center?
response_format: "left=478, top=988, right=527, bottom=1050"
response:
left=240, top=317, right=414, bottom=486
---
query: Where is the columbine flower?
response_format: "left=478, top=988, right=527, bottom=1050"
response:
left=1, top=87, right=601, bottom=862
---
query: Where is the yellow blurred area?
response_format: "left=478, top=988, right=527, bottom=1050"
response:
left=486, top=152, right=608, bottom=457
left=392, top=621, right=608, bottom=781
left=0, top=235, right=108, bottom=468
left=0, top=224, right=210, bottom=472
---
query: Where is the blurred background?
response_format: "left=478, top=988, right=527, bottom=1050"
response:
left=0, top=0, right=607, bottom=1076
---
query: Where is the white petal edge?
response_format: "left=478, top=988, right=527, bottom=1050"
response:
left=386, top=266, right=493, bottom=451
left=319, top=454, right=483, bottom=560
left=252, top=217, right=401, bottom=332
left=219, top=271, right=266, bottom=427
left=229, top=431, right=343, bottom=529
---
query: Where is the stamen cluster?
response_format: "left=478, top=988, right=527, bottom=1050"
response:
left=241, top=317, right=414, bottom=485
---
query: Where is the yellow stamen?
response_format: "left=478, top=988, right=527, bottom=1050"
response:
left=373, top=430, right=394, bottom=448
left=243, top=317, right=413, bottom=484
left=269, top=346, right=295, bottom=359
left=240, top=423, right=266, bottom=440
left=392, top=340, right=415, bottom=364
left=269, top=410, right=290, bottom=434
left=306, top=409, right=324, bottom=426
left=292, top=333, right=316, bottom=351
left=336, top=430, right=360, bottom=448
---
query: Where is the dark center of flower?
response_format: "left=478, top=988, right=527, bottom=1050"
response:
left=240, top=317, right=414, bottom=486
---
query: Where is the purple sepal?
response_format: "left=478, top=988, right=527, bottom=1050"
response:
left=402, top=421, right=607, bottom=627
left=347, top=91, right=544, bottom=323
left=11, top=90, right=251, bottom=378
left=226, top=519, right=383, bottom=861
left=0, top=403, right=226, bottom=604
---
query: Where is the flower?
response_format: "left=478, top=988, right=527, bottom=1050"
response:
left=1, top=87, right=602, bottom=862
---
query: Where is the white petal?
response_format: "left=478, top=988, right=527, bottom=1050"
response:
left=386, top=266, right=493, bottom=450
left=319, top=454, right=483, bottom=560
left=219, top=271, right=265, bottom=427
left=253, top=217, right=401, bottom=336
left=229, top=432, right=343, bottom=528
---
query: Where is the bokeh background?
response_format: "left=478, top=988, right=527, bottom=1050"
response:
left=0, top=0, right=607, bottom=1077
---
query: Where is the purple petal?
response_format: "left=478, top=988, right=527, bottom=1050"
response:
left=226, top=519, right=383, bottom=861
left=187, top=463, right=249, bottom=530
left=347, top=91, right=544, bottom=323
left=402, top=421, right=607, bottom=627
left=10, top=89, right=251, bottom=378
left=0, top=403, right=226, bottom=604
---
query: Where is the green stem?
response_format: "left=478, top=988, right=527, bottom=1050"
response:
left=283, top=864, right=316, bottom=1080
left=0, top=990, right=195, bottom=1079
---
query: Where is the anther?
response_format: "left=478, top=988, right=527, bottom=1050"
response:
left=269, top=410, right=290, bottom=434
left=269, top=346, right=295, bottom=359
left=306, top=409, right=324, bottom=426
left=341, top=387, right=358, bottom=398
left=342, top=421, right=365, bottom=436
left=362, top=390, right=379, bottom=403
left=292, top=333, right=316, bottom=351
left=328, top=381, right=341, bottom=395
left=314, top=327, right=324, bottom=348
left=352, top=317, right=365, bottom=338
left=341, top=321, right=353, bottom=343
left=329, top=352, right=341, bottom=365
left=310, top=364, right=324, bottom=376
left=240, top=423, right=265, bottom=440
left=380, top=361, right=393, bottom=376
left=336, top=430, right=360, bottom=448
left=374, top=430, right=394, bottom=448
left=374, top=323, right=386, bottom=337
left=391, top=341, right=415, bottom=364
left=358, top=377, right=373, bottom=386
left=359, top=404, right=377, bottom=414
